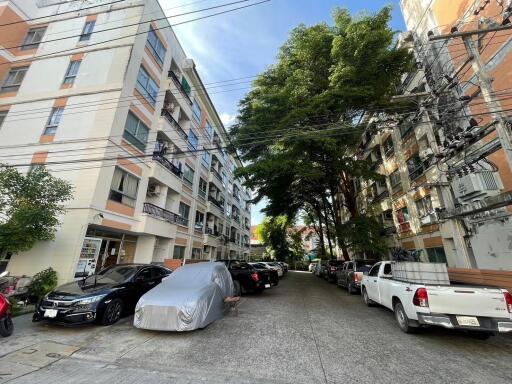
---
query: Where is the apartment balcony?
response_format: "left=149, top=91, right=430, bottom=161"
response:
left=168, top=71, right=193, bottom=106
left=232, top=214, right=241, bottom=224
left=398, top=222, right=411, bottom=233
left=233, top=193, right=241, bottom=202
left=408, top=157, right=435, bottom=182
left=149, top=154, right=183, bottom=193
left=208, top=195, right=225, bottom=215
left=210, top=167, right=223, bottom=183
left=373, top=189, right=390, bottom=203
left=161, top=109, right=188, bottom=142
left=140, top=203, right=181, bottom=238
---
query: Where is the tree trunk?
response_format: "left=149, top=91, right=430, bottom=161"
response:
left=320, top=195, right=335, bottom=258
left=313, top=205, right=327, bottom=258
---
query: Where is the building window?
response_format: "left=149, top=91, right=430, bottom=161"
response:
left=396, top=206, right=410, bottom=233
left=192, top=98, right=201, bottom=123
left=188, top=129, right=198, bottom=150
left=0, top=111, right=7, bottom=129
left=123, top=111, right=149, bottom=151
left=407, top=153, right=424, bottom=181
left=178, top=202, right=190, bottom=224
left=109, top=167, right=139, bottom=207
left=173, top=245, right=185, bottom=260
left=415, top=195, right=433, bottom=218
left=198, top=178, right=207, bottom=198
left=136, top=66, right=159, bottom=106
left=21, top=27, right=46, bottom=50
left=43, top=107, right=64, bottom=135
left=79, top=21, right=95, bottom=41
left=146, top=26, right=166, bottom=66
left=195, top=211, right=204, bottom=231
left=181, top=76, right=191, bottom=96
left=389, top=170, right=401, bottom=192
left=191, top=248, right=202, bottom=259
left=205, top=121, right=214, bottom=138
left=63, top=60, right=81, bottom=85
left=1, top=67, right=28, bottom=92
left=383, top=136, right=394, bottom=156
left=201, top=149, right=210, bottom=167
left=221, top=172, right=227, bottom=187
left=183, top=164, right=194, bottom=186
left=426, top=247, right=447, bottom=264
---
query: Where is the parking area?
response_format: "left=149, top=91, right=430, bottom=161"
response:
left=2, top=271, right=512, bottom=384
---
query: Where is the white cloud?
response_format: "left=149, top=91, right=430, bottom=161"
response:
left=220, top=112, right=237, bottom=126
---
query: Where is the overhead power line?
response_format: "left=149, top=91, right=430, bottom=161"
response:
left=0, top=0, right=272, bottom=67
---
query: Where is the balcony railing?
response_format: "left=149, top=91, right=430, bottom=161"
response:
left=198, top=189, right=206, bottom=199
left=168, top=71, right=193, bottom=105
left=208, top=195, right=225, bottom=213
left=143, top=203, right=187, bottom=226
left=233, top=193, right=240, bottom=202
left=161, top=109, right=188, bottom=141
left=374, top=189, right=389, bottom=202
left=408, top=157, right=435, bottom=181
left=232, top=214, right=241, bottom=223
left=152, top=153, right=182, bottom=178
left=210, top=167, right=222, bottom=182
left=205, top=227, right=220, bottom=236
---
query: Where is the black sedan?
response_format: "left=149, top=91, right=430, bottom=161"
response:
left=33, top=264, right=171, bottom=326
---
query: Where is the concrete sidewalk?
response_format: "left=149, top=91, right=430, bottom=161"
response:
left=2, top=271, right=512, bottom=383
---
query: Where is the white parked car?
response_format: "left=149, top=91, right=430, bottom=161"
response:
left=361, top=261, right=512, bottom=339
left=260, top=262, right=283, bottom=277
left=134, top=262, right=234, bottom=331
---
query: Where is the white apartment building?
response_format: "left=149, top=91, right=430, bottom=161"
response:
left=0, top=0, right=251, bottom=282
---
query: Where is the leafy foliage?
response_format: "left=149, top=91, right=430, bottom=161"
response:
left=232, top=7, right=412, bottom=258
left=0, top=166, right=73, bottom=255
left=257, top=216, right=291, bottom=261
left=28, top=267, right=58, bottom=300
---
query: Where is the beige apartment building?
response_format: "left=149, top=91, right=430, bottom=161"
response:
left=355, top=1, right=512, bottom=283
left=0, top=0, right=251, bottom=282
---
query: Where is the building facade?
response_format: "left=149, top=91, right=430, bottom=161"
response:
left=355, top=0, right=512, bottom=273
left=0, top=0, right=251, bottom=282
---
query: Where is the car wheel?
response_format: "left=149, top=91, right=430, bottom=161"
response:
left=362, top=288, right=374, bottom=307
left=394, top=302, right=416, bottom=334
left=233, top=280, right=242, bottom=296
left=101, top=299, right=123, bottom=326
left=0, top=315, right=14, bottom=337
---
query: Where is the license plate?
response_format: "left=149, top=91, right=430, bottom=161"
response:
left=456, top=316, right=480, bottom=327
left=44, top=309, right=58, bottom=318
left=265, top=284, right=271, bottom=288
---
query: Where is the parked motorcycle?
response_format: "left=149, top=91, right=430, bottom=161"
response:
left=0, top=271, right=14, bottom=337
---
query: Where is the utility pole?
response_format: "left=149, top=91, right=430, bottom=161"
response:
left=462, top=36, right=512, bottom=170
left=429, top=24, right=512, bottom=170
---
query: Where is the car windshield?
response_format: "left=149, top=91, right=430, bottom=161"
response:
left=83, top=265, right=137, bottom=285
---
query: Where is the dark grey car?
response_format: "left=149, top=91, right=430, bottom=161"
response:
left=336, top=260, right=377, bottom=294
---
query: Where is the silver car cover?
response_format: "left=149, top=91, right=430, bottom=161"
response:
left=134, top=262, right=234, bottom=331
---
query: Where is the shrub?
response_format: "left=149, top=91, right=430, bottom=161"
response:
left=28, top=267, right=58, bottom=300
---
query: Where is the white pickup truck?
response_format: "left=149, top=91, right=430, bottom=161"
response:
left=361, top=261, right=512, bottom=338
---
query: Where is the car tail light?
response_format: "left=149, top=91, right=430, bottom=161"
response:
left=504, top=291, right=512, bottom=313
left=330, top=267, right=336, bottom=271
left=413, top=288, right=429, bottom=307
left=251, top=272, right=259, bottom=282
left=353, top=274, right=358, bottom=282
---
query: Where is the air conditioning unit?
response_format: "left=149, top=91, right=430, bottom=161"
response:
left=419, top=148, right=434, bottom=160
left=147, top=184, right=162, bottom=197
left=452, top=171, right=502, bottom=203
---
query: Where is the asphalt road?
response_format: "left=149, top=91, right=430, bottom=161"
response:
left=2, top=271, right=512, bottom=384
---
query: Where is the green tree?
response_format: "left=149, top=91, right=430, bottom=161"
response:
left=0, top=166, right=73, bottom=255
left=232, top=7, right=412, bottom=259
left=256, top=216, right=291, bottom=262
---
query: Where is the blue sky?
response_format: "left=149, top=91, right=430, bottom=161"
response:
left=160, top=0, right=406, bottom=225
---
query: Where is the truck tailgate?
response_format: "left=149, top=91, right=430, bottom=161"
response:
left=426, top=286, right=508, bottom=318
